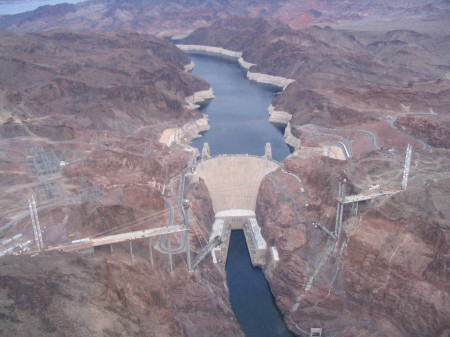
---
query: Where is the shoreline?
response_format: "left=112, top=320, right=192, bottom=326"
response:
left=184, top=87, right=215, bottom=110
left=176, top=44, right=294, bottom=89
left=176, top=44, right=302, bottom=151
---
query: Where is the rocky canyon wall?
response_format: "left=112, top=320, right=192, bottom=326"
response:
left=256, top=151, right=450, bottom=337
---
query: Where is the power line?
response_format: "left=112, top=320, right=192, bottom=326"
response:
left=92, top=209, right=169, bottom=237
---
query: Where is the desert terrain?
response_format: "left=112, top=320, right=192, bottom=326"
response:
left=0, top=1, right=448, bottom=336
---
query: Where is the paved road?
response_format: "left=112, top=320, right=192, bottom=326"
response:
left=299, top=118, right=434, bottom=156
left=303, top=123, right=381, bottom=150
left=399, top=112, right=450, bottom=121
left=385, top=117, right=429, bottom=150
left=157, top=166, right=191, bottom=255
left=301, top=125, right=354, bottom=157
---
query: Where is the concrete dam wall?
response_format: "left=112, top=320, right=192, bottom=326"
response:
left=193, top=155, right=280, bottom=213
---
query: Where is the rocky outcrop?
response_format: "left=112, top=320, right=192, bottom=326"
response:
left=177, top=44, right=256, bottom=71
left=184, top=60, right=195, bottom=72
left=268, top=105, right=291, bottom=125
left=256, top=150, right=450, bottom=337
left=0, top=251, right=243, bottom=337
left=284, top=123, right=301, bottom=150
left=181, top=114, right=210, bottom=140
left=175, top=44, right=255, bottom=70
left=176, top=44, right=255, bottom=70
left=160, top=112, right=211, bottom=147
left=267, top=105, right=301, bottom=150
left=246, top=72, right=295, bottom=89
left=185, top=87, right=215, bottom=110
left=396, top=115, right=450, bottom=149
left=176, top=44, right=242, bottom=59
left=237, top=57, right=256, bottom=70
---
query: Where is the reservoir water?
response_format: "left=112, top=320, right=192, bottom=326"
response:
left=189, top=54, right=294, bottom=337
left=190, top=54, right=291, bottom=162
left=0, top=0, right=84, bottom=15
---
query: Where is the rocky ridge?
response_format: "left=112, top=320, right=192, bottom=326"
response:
left=0, top=30, right=208, bottom=135
left=0, top=0, right=449, bottom=36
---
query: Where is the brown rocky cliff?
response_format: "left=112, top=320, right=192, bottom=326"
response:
left=396, top=116, right=450, bottom=149
left=256, top=152, right=450, bottom=337
left=0, top=251, right=243, bottom=337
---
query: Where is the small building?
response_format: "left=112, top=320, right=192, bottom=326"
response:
left=310, top=328, right=322, bottom=337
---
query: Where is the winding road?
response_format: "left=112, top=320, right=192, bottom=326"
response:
left=384, top=116, right=429, bottom=150
left=298, top=112, right=440, bottom=156
left=157, top=165, right=192, bottom=255
left=158, top=197, right=187, bottom=254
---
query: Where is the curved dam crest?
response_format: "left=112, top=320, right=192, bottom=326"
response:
left=191, top=154, right=279, bottom=268
left=193, top=155, right=280, bottom=212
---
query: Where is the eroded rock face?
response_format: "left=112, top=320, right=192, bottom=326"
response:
left=396, top=116, right=450, bottom=148
left=256, top=152, right=450, bottom=337
left=0, top=252, right=243, bottom=337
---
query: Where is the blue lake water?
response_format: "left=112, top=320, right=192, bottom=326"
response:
left=0, top=0, right=83, bottom=15
left=190, top=54, right=291, bottom=162
left=189, top=54, right=294, bottom=337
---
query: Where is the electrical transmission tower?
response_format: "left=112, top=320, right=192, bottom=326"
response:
left=402, top=144, right=412, bottom=190
left=28, top=147, right=60, bottom=178
left=28, top=195, right=44, bottom=251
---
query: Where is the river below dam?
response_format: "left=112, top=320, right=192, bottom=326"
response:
left=189, top=54, right=294, bottom=337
